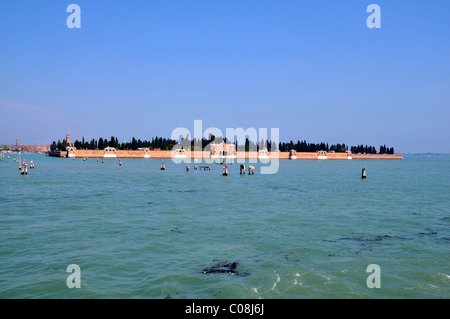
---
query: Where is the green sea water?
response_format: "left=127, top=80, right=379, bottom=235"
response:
left=0, top=154, right=449, bottom=298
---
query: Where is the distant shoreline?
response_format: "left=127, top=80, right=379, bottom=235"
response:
left=403, top=153, right=449, bottom=156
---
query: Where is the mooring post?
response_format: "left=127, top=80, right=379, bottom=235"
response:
left=222, top=164, right=228, bottom=176
left=21, top=163, right=27, bottom=175
left=249, top=165, right=255, bottom=175
left=240, top=164, right=245, bottom=175
left=186, top=165, right=190, bottom=171
left=361, top=167, right=366, bottom=179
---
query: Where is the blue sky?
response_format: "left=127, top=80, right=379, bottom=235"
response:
left=0, top=0, right=449, bottom=153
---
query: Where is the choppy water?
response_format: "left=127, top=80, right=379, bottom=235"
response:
left=0, top=154, right=449, bottom=298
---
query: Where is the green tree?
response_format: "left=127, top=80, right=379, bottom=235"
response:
left=131, top=137, right=138, bottom=150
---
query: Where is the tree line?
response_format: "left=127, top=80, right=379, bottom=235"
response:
left=350, top=144, right=394, bottom=154
left=51, top=136, right=178, bottom=152
left=51, top=136, right=395, bottom=154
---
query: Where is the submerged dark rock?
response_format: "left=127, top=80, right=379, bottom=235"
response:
left=337, top=234, right=413, bottom=242
left=325, top=234, right=415, bottom=256
left=203, top=262, right=238, bottom=274
left=202, top=261, right=250, bottom=276
left=380, top=235, right=413, bottom=240
left=419, top=228, right=438, bottom=236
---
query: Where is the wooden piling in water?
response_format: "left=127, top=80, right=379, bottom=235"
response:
left=248, top=165, right=255, bottom=175
left=21, top=163, right=27, bottom=175
left=361, top=167, right=366, bottom=179
left=240, top=164, right=245, bottom=175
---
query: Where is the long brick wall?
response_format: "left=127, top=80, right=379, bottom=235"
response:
left=51, top=149, right=402, bottom=160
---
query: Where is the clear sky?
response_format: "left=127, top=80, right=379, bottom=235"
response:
left=0, top=0, right=449, bottom=153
